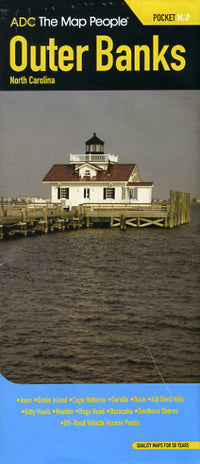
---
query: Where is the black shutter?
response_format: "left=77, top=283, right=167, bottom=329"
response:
left=134, top=188, right=138, bottom=200
left=112, top=188, right=115, bottom=199
left=58, top=187, right=60, bottom=199
left=103, top=188, right=106, bottom=199
left=67, top=188, right=69, bottom=199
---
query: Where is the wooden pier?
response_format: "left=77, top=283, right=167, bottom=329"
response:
left=0, top=203, right=83, bottom=239
left=0, top=190, right=190, bottom=239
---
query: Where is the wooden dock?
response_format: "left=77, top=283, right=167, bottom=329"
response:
left=0, top=191, right=190, bottom=239
left=0, top=204, right=82, bottom=239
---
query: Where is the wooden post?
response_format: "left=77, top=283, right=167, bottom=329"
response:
left=59, top=206, right=65, bottom=230
left=174, top=192, right=177, bottom=227
left=21, top=207, right=27, bottom=223
left=60, top=206, right=64, bottom=219
left=176, top=192, right=180, bottom=226
left=186, top=193, right=190, bottom=223
left=0, top=225, right=3, bottom=240
left=1, top=196, right=4, bottom=215
left=183, top=193, right=186, bottom=223
left=137, top=217, right=140, bottom=228
left=43, top=207, right=48, bottom=233
left=43, top=207, right=47, bottom=221
left=176, top=191, right=179, bottom=226
left=21, top=207, right=28, bottom=236
left=176, top=192, right=181, bottom=226
left=110, top=216, right=113, bottom=227
left=86, top=216, right=90, bottom=228
left=120, top=214, right=126, bottom=230
left=121, top=214, right=126, bottom=230
left=169, top=190, right=175, bottom=228
left=180, top=192, right=184, bottom=224
left=3, top=206, right=7, bottom=217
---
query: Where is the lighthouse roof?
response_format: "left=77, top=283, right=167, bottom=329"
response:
left=86, top=132, right=104, bottom=145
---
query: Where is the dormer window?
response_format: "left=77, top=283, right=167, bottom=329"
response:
left=76, top=162, right=102, bottom=178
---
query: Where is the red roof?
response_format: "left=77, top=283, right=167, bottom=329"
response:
left=127, top=182, right=154, bottom=186
left=43, top=164, right=136, bottom=182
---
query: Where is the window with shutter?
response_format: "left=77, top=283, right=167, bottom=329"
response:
left=84, top=188, right=90, bottom=199
left=103, top=188, right=115, bottom=199
left=60, top=188, right=69, bottom=199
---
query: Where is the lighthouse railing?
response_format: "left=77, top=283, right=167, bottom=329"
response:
left=69, top=153, right=118, bottom=163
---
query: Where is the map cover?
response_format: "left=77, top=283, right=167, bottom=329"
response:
left=0, top=1, right=199, bottom=463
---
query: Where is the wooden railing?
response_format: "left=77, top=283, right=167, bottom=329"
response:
left=0, top=203, right=61, bottom=218
left=80, top=203, right=169, bottom=213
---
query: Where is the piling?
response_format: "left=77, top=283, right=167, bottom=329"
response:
left=169, top=190, right=175, bottom=228
left=120, top=214, right=126, bottom=230
left=60, top=206, right=64, bottom=219
left=180, top=192, right=184, bottom=224
left=186, top=193, right=190, bottom=223
left=43, top=207, right=48, bottom=233
left=182, top=193, right=186, bottom=224
left=177, top=192, right=181, bottom=226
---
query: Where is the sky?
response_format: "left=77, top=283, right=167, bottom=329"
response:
left=0, top=90, right=199, bottom=199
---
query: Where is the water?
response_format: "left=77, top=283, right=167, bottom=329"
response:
left=0, top=206, right=199, bottom=384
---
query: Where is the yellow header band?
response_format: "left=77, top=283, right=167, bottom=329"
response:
left=124, top=0, right=200, bottom=26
